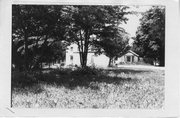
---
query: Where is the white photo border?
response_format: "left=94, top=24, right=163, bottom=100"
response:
left=0, top=0, right=179, bottom=117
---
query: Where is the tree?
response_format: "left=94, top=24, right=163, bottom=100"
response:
left=94, top=27, right=130, bottom=66
left=12, top=5, right=131, bottom=69
left=12, top=5, right=35, bottom=71
left=66, top=5, right=130, bottom=68
left=40, top=41, right=67, bottom=68
left=133, top=6, right=165, bottom=66
left=12, top=5, right=69, bottom=70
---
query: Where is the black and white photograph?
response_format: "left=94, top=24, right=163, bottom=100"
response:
left=11, top=4, right=165, bottom=109
left=0, top=0, right=179, bottom=117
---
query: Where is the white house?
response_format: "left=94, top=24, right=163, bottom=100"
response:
left=65, top=43, right=109, bottom=68
left=65, top=43, right=140, bottom=67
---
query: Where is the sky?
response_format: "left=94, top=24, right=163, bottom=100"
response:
left=120, top=6, right=152, bottom=45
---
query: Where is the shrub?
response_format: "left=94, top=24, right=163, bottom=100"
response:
left=12, top=71, right=38, bottom=88
left=143, top=58, right=154, bottom=65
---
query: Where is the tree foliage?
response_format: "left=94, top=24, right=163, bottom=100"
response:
left=133, top=6, right=165, bottom=66
left=66, top=5, right=130, bottom=67
left=12, top=5, right=69, bottom=70
left=94, top=27, right=130, bottom=66
left=12, top=5, right=131, bottom=69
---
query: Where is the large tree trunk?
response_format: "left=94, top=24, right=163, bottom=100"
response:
left=108, top=57, right=113, bottom=67
left=78, top=46, right=88, bottom=68
left=24, top=28, right=28, bottom=78
left=82, top=51, right=88, bottom=68
left=77, top=29, right=89, bottom=68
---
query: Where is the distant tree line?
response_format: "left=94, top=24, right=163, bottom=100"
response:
left=133, top=6, right=165, bottom=66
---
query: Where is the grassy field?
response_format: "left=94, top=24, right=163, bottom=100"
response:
left=12, top=67, right=164, bottom=108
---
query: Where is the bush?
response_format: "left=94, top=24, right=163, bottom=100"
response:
left=49, top=68, right=72, bottom=75
left=143, top=58, right=154, bottom=65
left=12, top=71, right=38, bottom=88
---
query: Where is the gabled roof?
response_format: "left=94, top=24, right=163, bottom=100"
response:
left=126, top=50, right=139, bottom=57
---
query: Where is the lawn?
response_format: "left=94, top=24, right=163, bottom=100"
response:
left=11, top=67, right=164, bottom=108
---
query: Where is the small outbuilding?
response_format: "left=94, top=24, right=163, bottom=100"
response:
left=115, top=50, right=140, bottom=64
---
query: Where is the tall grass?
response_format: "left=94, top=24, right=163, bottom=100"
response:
left=12, top=67, right=164, bottom=108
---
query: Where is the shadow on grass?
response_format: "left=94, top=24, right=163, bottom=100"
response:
left=12, top=67, right=145, bottom=93
left=106, top=68, right=151, bottom=74
left=11, top=71, right=45, bottom=94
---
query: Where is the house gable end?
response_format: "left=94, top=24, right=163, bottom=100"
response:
left=127, top=50, right=139, bottom=57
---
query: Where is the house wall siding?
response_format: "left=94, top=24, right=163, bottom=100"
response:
left=115, top=54, right=139, bottom=64
left=134, top=56, right=138, bottom=62
left=66, top=51, right=109, bottom=67
left=92, top=54, right=109, bottom=67
left=65, top=43, right=140, bottom=67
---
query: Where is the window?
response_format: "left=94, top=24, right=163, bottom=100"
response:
left=132, top=56, right=134, bottom=62
left=127, top=56, right=130, bottom=62
left=70, top=47, right=73, bottom=51
left=70, top=55, right=73, bottom=61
